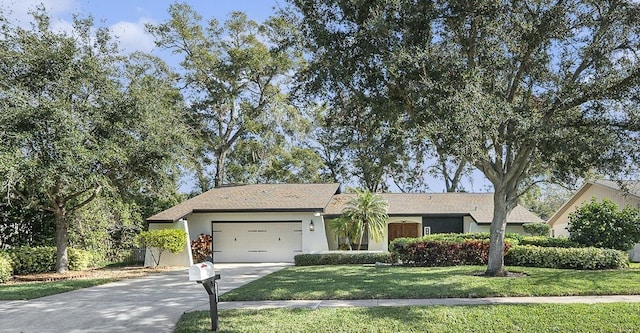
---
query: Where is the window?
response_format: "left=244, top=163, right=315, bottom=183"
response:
left=423, top=226, right=431, bottom=236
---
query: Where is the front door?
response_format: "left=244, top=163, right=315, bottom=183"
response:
left=388, top=223, right=419, bottom=243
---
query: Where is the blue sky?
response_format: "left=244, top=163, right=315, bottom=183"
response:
left=0, top=0, right=282, bottom=54
left=1, top=0, right=493, bottom=193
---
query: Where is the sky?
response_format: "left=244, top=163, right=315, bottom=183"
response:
left=0, top=0, right=494, bottom=193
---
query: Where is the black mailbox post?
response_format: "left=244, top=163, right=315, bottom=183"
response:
left=189, top=262, right=221, bottom=331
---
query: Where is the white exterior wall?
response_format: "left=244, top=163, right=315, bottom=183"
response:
left=144, top=220, right=192, bottom=267
left=187, top=211, right=329, bottom=254
left=464, top=216, right=526, bottom=234
left=551, top=185, right=640, bottom=237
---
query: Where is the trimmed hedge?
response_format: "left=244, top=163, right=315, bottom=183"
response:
left=422, top=232, right=523, bottom=245
left=505, top=245, right=628, bottom=270
left=295, top=252, right=390, bottom=266
left=7, top=246, right=94, bottom=274
left=520, top=236, right=579, bottom=248
left=0, top=251, right=12, bottom=283
left=389, top=238, right=510, bottom=267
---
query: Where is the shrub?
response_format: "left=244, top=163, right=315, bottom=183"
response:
left=137, top=229, right=187, bottom=266
left=520, top=236, right=579, bottom=248
left=389, top=238, right=510, bottom=267
left=522, top=223, right=551, bottom=236
left=568, top=198, right=640, bottom=250
left=505, top=245, right=628, bottom=270
left=6, top=246, right=93, bottom=274
left=8, top=246, right=56, bottom=274
left=0, top=251, right=12, bottom=283
left=294, top=252, right=390, bottom=266
left=68, top=248, right=94, bottom=271
left=191, top=234, right=213, bottom=263
left=422, top=232, right=522, bottom=245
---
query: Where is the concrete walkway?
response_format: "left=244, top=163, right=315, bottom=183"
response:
left=0, top=263, right=289, bottom=333
left=211, top=295, right=640, bottom=311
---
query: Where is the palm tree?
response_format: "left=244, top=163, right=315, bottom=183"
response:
left=341, top=189, right=389, bottom=250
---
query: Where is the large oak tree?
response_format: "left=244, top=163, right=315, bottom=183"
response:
left=0, top=12, right=189, bottom=272
left=288, top=0, right=640, bottom=276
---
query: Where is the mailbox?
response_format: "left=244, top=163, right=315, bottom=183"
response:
left=189, top=261, right=221, bottom=331
left=189, top=262, right=215, bottom=281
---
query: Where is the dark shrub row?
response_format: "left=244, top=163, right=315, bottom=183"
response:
left=505, top=245, right=628, bottom=270
left=389, top=238, right=510, bottom=267
left=0, top=252, right=11, bottom=283
left=294, top=252, right=390, bottom=266
left=519, top=236, right=579, bottom=248
left=5, top=246, right=93, bottom=275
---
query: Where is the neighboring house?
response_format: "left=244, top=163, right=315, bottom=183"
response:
left=145, top=183, right=543, bottom=266
left=548, top=180, right=640, bottom=238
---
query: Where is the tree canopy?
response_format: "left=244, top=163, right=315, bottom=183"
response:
left=148, top=3, right=317, bottom=192
left=288, top=0, right=640, bottom=275
left=0, top=11, right=189, bottom=272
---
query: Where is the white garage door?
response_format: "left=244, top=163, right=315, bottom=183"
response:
left=211, top=222, right=302, bottom=262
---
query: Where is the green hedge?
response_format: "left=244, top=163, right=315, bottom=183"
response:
left=422, top=232, right=522, bottom=245
left=294, top=252, right=390, bottom=266
left=7, top=246, right=94, bottom=274
left=520, top=236, right=579, bottom=248
left=0, top=251, right=12, bottom=283
left=505, top=245, right=628, bottom=270
left=389, top=238, right=510, bottom=267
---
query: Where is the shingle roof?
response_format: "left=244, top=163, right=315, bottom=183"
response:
left=593, top=179, right=640, bottom=198
left=147, top=183, right=341, bottom=222
left=324, top=193, right=543, bottom=224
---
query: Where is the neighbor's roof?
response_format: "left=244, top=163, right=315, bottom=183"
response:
left=592, top=179, right=640, bottom=198
left=147, top=183, right=341, bottom=222
left=324, top=193, right=543, bottom=224
left=547, top=179, right=640, bottom=225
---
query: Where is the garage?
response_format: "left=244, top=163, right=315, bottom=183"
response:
left=211, top=221, right=303, bottom=262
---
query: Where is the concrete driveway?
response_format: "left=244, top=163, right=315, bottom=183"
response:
left=0, top=263, right=290, bottom=333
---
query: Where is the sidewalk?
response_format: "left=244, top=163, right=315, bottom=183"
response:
left=205, top=295, right=640, bottom=311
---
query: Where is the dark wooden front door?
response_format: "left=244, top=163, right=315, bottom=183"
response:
left=388, top=223, right=419, bottom=242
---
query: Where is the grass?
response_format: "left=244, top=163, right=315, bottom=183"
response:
left=0, top=278, right=119, bottom=300
left=220, top=265, right=640, bottom=301
left=176, top=303, right=640, bottom=333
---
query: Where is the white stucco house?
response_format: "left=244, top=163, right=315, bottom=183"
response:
left=145, top=183, right=543, bottom=266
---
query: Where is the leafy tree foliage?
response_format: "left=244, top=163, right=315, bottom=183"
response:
left=137, top=229, right=187, bottom=267
left=568, top=198, right=640, bottom=251
left=148, top=4, right=315, bottom=191
left=0, top=11, right=189, bottom=272
left=338, top=189, right=389, bottom=250
left=288, top=0, right=640, bottom=276
left=519, top=183, right=571, bottom=221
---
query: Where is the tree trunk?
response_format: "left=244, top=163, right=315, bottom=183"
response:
left=54, top=208, right=69, bottom=273
left=214, top=151, right=227, bottom=188
left=485, top=189, right=509, bottom=277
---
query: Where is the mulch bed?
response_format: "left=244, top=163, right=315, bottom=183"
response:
left=8, top=266, right=185, bottom=283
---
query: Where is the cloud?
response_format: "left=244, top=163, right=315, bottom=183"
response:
left=109, top=18, right=156, bottom=54
left=0, top=0, right=77, bottom=27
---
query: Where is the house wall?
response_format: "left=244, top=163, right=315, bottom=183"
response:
left=464, top=216, right=526, bottom=234
left=144, top=220, right=192, bottom=267
left=551, top=185, right=640, bottom=237
left=187, top=211, right=329, bottom=254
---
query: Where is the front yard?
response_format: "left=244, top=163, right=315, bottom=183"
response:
left=176, top=264, right=640, bottom=332
left=176, top=303, right=640, bottom=333
left=220, top=265, right=640, bottom=301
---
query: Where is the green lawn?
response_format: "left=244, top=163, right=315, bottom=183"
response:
left=176, top=303, right=640, bottom=333
left=0, top=278, right=119, bottom=300
left=220, top=265, right=640, bottom=301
